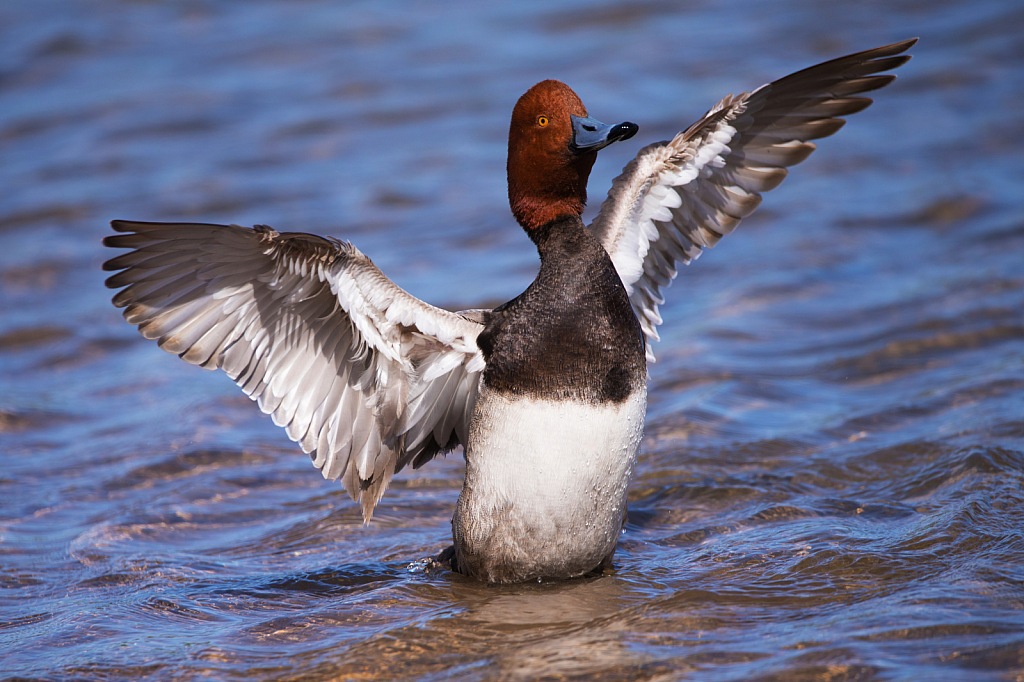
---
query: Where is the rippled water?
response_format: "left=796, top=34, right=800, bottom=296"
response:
left=3, top=0, right=1023, bottom=680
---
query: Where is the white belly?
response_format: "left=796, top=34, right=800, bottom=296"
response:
left=452, top=385, right=646, bottom=582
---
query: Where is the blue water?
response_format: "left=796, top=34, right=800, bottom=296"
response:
left=2, top=1, right=1023, bottom=680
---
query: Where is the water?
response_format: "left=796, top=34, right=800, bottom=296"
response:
left=2, top=1, right=1023, bottom=680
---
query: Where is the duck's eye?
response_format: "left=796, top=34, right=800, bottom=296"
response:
left=537, top=116, right=549, bottom=127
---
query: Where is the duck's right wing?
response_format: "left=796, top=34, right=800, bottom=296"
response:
left=103, top=220, right=486, bottom=520
left=589, top=39, right=916, bottom=361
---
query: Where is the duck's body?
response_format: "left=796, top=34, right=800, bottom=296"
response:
left=455, top=214, right=647, bottom=582
left=103, top=39, right=916, bottom=583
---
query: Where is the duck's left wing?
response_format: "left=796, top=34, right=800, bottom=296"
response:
left=103, top=220, right=485, bottom=520
left=589, top=39, right=916, bottom=361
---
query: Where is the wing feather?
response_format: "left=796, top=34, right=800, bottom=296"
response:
left=104, top=220, right=485, bottom=520
left=590, top=39, right=917, bottom=360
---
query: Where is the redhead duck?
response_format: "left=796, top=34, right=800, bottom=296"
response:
left=104, top=39, right=916, bottom=583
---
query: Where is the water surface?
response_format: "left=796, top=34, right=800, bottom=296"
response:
left=2, top=1, right=1023, bottom=680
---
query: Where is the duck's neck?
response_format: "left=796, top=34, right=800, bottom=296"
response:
left=510, top=195, right=584, bottom=237
left=526, top=214, right=590, bottom=258
left=507, top=152, right=597, bottom=235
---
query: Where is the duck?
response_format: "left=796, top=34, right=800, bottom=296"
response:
left=103, top=38, right=916, bottom=583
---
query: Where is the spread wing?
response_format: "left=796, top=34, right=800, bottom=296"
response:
left=103, top=220, right=485, bottom=520
left=589, top=38, right=917, bottom=361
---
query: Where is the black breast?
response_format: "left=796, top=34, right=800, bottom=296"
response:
left=476, top=215, right=646, bottom=403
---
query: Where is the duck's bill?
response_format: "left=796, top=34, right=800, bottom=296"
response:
left=570, top=116, right=638, bottom=152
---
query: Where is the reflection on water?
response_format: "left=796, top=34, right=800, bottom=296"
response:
left=2, top=0, right=1024, bottom=680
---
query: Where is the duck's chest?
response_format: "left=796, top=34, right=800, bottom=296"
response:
left=475, top=216, right=647, bottom=404
left=462, top=384, right=647, bottom=514
left=454, top=383, right=647, bottom=582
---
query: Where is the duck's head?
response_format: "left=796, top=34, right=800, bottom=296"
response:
left=507, top=80, right=638, bottom=233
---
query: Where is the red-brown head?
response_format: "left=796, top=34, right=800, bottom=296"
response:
left=507, top=80, right=637, bottom=232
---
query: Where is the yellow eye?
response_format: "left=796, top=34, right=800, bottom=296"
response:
left=537, top=116, right=549, bottom=127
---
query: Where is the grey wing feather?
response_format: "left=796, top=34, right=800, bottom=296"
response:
left=589, top=39, right=917, bottom=361
left=103, top=220, right=485, bottom=520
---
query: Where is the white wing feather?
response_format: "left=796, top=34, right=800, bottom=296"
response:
left=590, top=39, right=916, bottom=360
left=104, top=220, right=484, bottom=520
